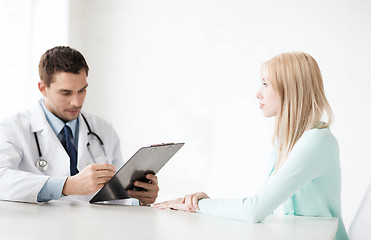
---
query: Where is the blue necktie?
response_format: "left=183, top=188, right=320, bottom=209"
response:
left=61, top=125, right=79, bottom=176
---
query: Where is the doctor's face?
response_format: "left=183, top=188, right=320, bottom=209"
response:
left=39, top=71, right=88, bottom=122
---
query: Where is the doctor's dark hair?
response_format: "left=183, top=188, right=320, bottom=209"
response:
left=39, top=46, right=89, bottom=87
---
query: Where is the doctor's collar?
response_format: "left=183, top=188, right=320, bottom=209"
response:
left=40, top=99, right=79, bottom=139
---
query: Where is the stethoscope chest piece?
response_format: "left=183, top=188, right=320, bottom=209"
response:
left=35, top=158, right=48, bottom=171
left=34, top=131, right=48, bottom=172
left=33, top=113, right=105, bottom=172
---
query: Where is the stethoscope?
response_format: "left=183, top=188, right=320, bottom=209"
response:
left=34, top=113, right=106, bottom=171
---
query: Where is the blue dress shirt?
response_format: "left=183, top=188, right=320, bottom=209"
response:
left=37, top=99, right=79, bottom=202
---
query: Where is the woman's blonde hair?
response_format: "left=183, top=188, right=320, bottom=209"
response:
left=262, top=52, right=333, bottom=172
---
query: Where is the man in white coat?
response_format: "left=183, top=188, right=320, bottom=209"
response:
left=0, top=46, right=159, bottom=205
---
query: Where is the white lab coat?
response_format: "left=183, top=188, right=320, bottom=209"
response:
left=0, top=100, right=124, bottom=203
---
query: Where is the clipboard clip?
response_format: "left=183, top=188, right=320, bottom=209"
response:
left=150, top=142, right=174, bottom=147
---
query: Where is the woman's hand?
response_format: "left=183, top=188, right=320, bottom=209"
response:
left=153, top=192, right=209, bottom=212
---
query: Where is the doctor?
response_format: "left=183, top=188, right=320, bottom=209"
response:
left=0, top=46, right=159, bottom=205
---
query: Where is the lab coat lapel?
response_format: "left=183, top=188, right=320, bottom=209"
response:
left=29, top=100, right=70, bottom=175
left=30, top=100, right=48, bottom=133
left=77, top=112, right=90, bottom=171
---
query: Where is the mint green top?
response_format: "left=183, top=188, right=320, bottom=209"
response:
left=198, top=128, right=348, bottom=240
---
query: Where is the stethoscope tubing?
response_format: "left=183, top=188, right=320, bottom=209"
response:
left=34, top=113, right=104, bottom=171
left=34, top=132, right=42, bottom=159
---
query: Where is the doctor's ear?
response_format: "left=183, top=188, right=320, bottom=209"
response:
left=38, top=81, right=47, bottom=96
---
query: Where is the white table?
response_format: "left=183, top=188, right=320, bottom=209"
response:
left=0, top=200, right=337, bottom=240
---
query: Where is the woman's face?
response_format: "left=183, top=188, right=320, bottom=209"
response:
left=256, top=73, right=280, bottom=117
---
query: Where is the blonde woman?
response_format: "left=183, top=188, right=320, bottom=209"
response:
left=154, top=52, right=348, bottom=240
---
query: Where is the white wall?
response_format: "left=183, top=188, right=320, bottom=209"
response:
left=0, top=0, right=70, bottom=114
left=1, top=0, right=371, bottom=230
left=67, top=0, right=371, bottom=228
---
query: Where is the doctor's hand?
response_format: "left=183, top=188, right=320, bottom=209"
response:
left=126, top=174, right=159, bottom=206
left=153, top=192, right=210, bottom=212
left=62, top=163, right=116, bottom=196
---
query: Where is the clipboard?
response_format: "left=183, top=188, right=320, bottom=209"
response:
left=89, top=142, right=184, bottom=203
